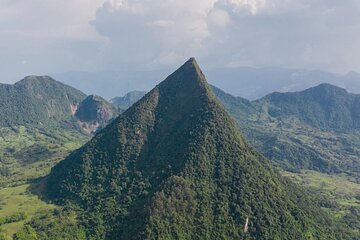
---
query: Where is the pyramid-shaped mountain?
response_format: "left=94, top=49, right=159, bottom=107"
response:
left=45, top=59, right=336, bottom=239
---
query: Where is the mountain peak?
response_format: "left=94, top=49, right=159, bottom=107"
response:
left=44, top=59, right=334, bottom=239
left=304, top=83, right=349, bottom=97
left=185, top=57, right=197, bottom=66
left=156, top=58, right=210, bottom=104
left=314, top=82, right=346, bottom=91
left=0, top=75, right=86, bottom=127
left=184, top=57, right=203, bottom=75
left=110, top=91, right=147, bottom=110
left=17, top=75, right=55, bottom=85
left=166, top=57, right=206, bottom=85
left=85, top=94, right=106, bottom=102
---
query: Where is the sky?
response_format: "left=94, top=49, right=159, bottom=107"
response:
left=1, top=0, right=360, bottom=83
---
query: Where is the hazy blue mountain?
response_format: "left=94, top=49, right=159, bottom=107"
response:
left=207, top=67, right=360, bottom=100
left=110, top=91, right=147, bottom=109
left=52, top=67, right=360, bottom=100
left=52, top=69, right=168, bottom=99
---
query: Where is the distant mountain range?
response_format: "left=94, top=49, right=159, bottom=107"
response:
left=43, top=58, right=339, bottom=239
left=110, top=91, right=146, bottom=109
left=52, top=66, right=360, bottom=100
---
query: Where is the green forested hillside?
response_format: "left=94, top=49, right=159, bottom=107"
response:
left=212, top=85, right=360, bottom=239
left=0, top=76, right=85, bottom=128
left=212, top=85, right=360, bottom=181
left=41, top=58, right=342, bottom=240
left=114, top=84, right=360, bottom=179
left=0, top=76, right=90, bottom=187
left=0, top=77, right=122, bottom=187
left=259, top=83, right=360, bottom=131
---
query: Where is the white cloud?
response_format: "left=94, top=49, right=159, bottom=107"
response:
left=0, top=0, right=104, bottom=39
left=0, top=0, right=105, bottom=82
left=223, top=0, right=267, bottom=14
left=93, top=0, right=360, bottom=72
left=2, top=0, right=360, bottom=82
left=91, top=0, right=218, bottom=67
left=207, top=8, right=230, bottom=27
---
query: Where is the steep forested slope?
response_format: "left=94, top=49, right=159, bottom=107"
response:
left=44, top=59, right=337, bottom=240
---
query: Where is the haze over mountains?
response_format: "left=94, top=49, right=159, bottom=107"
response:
left=110, top=91, right=147, bottom=109
left=0, top=60, right=359, bottom=239
left=52, top=66, right=360, bottom=100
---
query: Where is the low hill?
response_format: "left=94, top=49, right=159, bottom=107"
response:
left=75, top=95, right=121, bottom=134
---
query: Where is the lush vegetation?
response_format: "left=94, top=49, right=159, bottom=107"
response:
left=0, top=76, right=93, bottom=186
left=213, top=84, right=360, bottom=182
left=0, top=76, right=122, bottom=187
left=42, top=59, right=341, bottom=239
left=283, top=171, right=360, bottom=238
left=212, top=84, right=360, bottom=238
left=0, top=76, right=85, bottom=128
left=0, top=212, right=26, bottom=226
left=0, top=125, right=88, bottom=187
left=260, top=83, right=360, bottom=131
left=0, top=184, right=55, bottom=239
left=14, top=209, right=86, bottom=240
left=0, top=63, right=359, bottom=239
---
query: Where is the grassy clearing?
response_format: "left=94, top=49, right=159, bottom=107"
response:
left=0, top=184, right=55, bottom=239
left=0, top=126, right=88, bottom=187
left=283, top=170, right=360, bottom=203
left=283, top=170, right=360, bottom=235
left=0, top=125, right=87, bottom=238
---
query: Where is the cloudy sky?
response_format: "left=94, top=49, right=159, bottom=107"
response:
left=1, top=0, right=360, bottom=83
